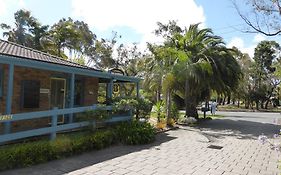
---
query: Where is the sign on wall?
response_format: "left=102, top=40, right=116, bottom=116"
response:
left=40, top=88, right=50, bottom=94
left=0, top=115, right=12, bottom=121
left=113, top=84, right=120, bottom=94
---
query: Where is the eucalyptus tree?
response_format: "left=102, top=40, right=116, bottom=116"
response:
left=231, top=47, right=253, bottom=108
left=251, top=40, right=281, bottom=109
left=1, top=9, right=48, bottom=49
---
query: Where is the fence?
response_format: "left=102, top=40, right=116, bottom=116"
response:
left=0, top=105, right=132, bottom=143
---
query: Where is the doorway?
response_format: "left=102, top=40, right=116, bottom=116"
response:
left=50, top=78, right=66, bottom=123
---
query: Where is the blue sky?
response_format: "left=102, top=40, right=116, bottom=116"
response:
left=0, top=0, right=278, bottom=57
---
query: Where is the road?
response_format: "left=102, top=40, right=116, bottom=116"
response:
left=216, top=111, right=281, bottom=124
left=197, top=111, right=281, bottom=139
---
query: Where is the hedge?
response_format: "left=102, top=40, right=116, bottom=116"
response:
left=0, top=121, right=155, bottom=171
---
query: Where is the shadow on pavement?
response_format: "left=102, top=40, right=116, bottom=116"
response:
left=0, top=132, right=177, bottom=175
left=196, top=119, right=281, bottom=140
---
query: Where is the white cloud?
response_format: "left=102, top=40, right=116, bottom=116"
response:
left=0, top=0, right=8, bottom=16
left=71, top=0, right=205, bottom=45
left=0, top=0, right=26, bottom=17
left=253, top=34, right=266, bottom=43
left=227, top=37, right=255, bottom=58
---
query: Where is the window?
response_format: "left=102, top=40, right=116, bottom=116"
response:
left=21, top=80, right=40, bottom=108
left=74, top=80, right=84, bottom=106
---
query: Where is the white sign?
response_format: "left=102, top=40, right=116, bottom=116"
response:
left=40, top=88, right=50, bottom=94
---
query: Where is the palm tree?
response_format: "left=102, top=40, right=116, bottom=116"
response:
left=171, top=24, right=241, bottom=118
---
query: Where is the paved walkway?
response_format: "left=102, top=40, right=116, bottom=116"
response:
left=1, top=117, right=281, bottom=175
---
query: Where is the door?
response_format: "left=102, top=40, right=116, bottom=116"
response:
left=50, top=78, right=66, bottom=123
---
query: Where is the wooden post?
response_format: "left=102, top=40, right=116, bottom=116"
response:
left=50, top=107, right=58, bottom=140
left=106, top=79, right=113, bottom=103
left=69, top=73, right=75, bottom=123
left=136, top=82, right=140, bottom=98
left=4, top=63, right=14, bottom=134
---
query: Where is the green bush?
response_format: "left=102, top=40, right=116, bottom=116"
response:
left=116, top=121, right=155, bottom=145
left=0, top=140, right=54, bottom=170
left=113, top=97, right=153, bottom=119
left=90, top=130, right=116, bottom=150
left=0, top=130, right=117, bottom=171
left=0, top=123, right=156, bottom=171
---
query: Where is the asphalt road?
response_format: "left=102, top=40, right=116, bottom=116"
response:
left=197, top=111, right=281, bottom=138
left=215, top=111, right=281, bottom=124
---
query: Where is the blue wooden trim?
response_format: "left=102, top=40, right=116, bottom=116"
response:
left=0, top=105, right=113, bottom=123
left=0, top=55, right=140, bottom=82
left=0, top=64, right=3, bottom=97
left=108, top=79, right=113, bottom=100
left=4, top=63, right=14, bottom=134
left=0, top=116, right=131, bottom=143
left=136, top=82, right=140, bottom=98
left=0, top=121, right=90, bottom=143
left=6, top=64, right=14, bottom=114
left=69, top=73, right=75, bottom=123
left=50, top=107, right=58, bottom=140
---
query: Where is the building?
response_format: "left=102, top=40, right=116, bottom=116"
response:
left=0, top=39, right=140, bottom=142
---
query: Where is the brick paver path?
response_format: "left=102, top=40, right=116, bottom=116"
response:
left=1, top=119, right=280, bottom=175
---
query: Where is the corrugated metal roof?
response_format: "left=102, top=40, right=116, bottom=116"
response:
left=0, top=39, right=97, bottom=70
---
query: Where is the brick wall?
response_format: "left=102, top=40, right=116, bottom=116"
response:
left=0, top=64, right=99, bottom=132
left=84, top=77, right=99, bottom=105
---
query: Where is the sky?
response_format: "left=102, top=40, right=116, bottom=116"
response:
left=0, top=0, right=279, bottom=57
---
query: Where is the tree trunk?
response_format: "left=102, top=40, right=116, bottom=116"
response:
left=185, top=79, right=198, bottom=119
left=184, top=79, right=188, bottom=116
left=256, top=101, right=259, bottom=110
left=166, top=89, right=172, bottom=125
left=265, top=88, right=274, bottom=109
left=265, top=100, right=270, bottom=109
left=237, top=99, right=240, bottom=108
left=261, top=101, right=264, bottom=109
left=166, top=89, right=171, bottom=121
left=227, top=95, right=231, bottom=104
left=156, top=87, right=161, bottom=102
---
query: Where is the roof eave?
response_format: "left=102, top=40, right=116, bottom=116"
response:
left=0, top=54, right=140, bottom=82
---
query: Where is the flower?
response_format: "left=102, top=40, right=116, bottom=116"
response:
left=273, top=143, right=281, bottom=151
left=258, top=134, right=268, bottom=145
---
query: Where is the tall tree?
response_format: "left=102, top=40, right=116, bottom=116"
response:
left=171, top=24, right=242, bottom=118
left=1, top=9, right=48, bottom=49
left=251, top=40, right=281, bottom=109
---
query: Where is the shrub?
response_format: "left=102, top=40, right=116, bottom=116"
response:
left=167, top=118, right=175, bottom=127
left=0, top=130, right=117, bottom=171
left=136, top=98, right=153, bottom=119
left=113, top=97, right=153, bottom=119
left=0, top=140, right=54, bottom=170
left=90, top=130, right=116, bottom=150
left=116, top=121, right=155, bottom=145
left=156, top=121, right=166, bottom=130
left=170, top=103, right=179, bottom=121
